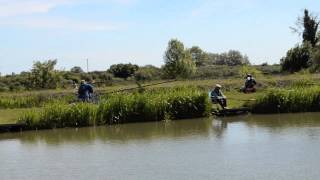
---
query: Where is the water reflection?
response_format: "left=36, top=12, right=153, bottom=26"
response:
left=1, top=113, right=320, bottom=145
left=0, top=119, right=213, bottom=145
left=221, top=112, right=320, bottom=129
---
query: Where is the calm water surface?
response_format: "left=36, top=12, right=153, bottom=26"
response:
left=1, top=113, right=320, bottom=180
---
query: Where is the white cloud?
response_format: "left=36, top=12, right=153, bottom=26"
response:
left=0, top=0, right=131, bottom=31
left=0, top=17, right=122, bottom=31
left=0, top=0, right=75, bottom=17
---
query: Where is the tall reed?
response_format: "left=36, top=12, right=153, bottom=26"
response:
left=19, top=87, right=211, bottom=130
left=251, top=86, right=320, bottom=113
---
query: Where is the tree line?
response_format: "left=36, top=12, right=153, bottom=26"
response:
left=0, top=40, right=252, bottom=91
left=281, top=9, right=320, bottom=73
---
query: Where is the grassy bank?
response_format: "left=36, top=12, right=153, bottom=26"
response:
left=0, top=92, right=76, bottom=109
left=251, top=86, right=320, bottom=114
left=18, top=87, right=211, bottom=130
left=1, top=73, right=320, bottom=109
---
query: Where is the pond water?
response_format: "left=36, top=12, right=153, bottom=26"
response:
left=1, top=113, right=320, bottom=180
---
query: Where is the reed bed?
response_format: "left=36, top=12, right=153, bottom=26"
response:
left=0, top=93, right=75, bottom=109
left=19, top=87, right=211, bottom=130
left=251, top=86, right=320, bottom=113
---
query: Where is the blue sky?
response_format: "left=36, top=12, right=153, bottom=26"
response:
left=0, top=0, right=318, bottom=74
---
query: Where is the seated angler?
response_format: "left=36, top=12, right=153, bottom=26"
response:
left=211, top=84, right=227, bottom=109
left=242, top=74, right=257, bottom=93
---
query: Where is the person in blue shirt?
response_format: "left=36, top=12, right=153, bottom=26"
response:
left=78, top=80, right=94, bottom=102
left=211, top=84, right=227, bottom=109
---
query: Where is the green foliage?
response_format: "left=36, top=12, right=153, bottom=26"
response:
left=255, top=64, right=281, bottom=75
left=192, top=65, right=240, bottom=79
left=251, top=86, right=320, bottom=113
left=0, top=92, right=75, bottom=109
left=70, top=66, right=84, bottom=73
left=309, top=45, right=320, bottom=72
left=239, top=65, right=263, bottom=78
left=108, top=63, right=139, bottom=79
left=134, top=65, right=162, bottom=81
left=19, top=103, right=97, bottom=129
left=19, top=87, right=211, bottom=129
left=207, top=50, right=250, bottom=66
left=29, top=60, right=61, bottom=89
left=188, top=46, right=209, bottom=67
left=163, top=39, right=196, bottom=79
left=280, top=44, right=311, bottom=73
left=302, top=9, right=319, bottom=47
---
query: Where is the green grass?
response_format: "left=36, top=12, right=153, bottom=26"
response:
left=1, top=73, right=320, bottom=109
left=251, top=86, right=320, bottom=113
left=18, top=87, right=211, bottom=130
left=0, top=108, right=40, bottom=124
left=3, top=73, right=320, bottom=127
left=0, top=92, right=76, bottom=109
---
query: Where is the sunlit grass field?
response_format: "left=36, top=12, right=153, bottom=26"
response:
left=1, top=73, right=320, bottom=125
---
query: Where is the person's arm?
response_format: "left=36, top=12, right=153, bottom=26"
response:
left=220, top=90, right=226, bottom=98
left=253, top=79, right=257, bottom=85
left=86, top=84, right=94, bottom=93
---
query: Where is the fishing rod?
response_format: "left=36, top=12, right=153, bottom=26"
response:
left=227, top=98, right=256, bottom=102
left=102, top=79, right=178, bottom=95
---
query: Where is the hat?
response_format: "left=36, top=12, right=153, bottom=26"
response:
left=215, top=84, right=222, bottom=88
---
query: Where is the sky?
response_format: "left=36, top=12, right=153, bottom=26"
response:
left=0, top=0, right=319, bottom=74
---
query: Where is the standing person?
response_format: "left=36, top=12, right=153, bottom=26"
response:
left=211, top=84, right=227, bottom=109
left=78, top=80, right=94, bottom=102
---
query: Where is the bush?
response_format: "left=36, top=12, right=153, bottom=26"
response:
left=281, top=44, right=311, bottom=73
left=251, top=87, right=320, bottom=113
left=19, top=87, right=211, bottom=129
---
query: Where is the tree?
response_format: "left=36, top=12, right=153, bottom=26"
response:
left=207, top=50, right=250, bottom=66
left=70, top=66, right=84, bottom=73
left=108, top=63, right=139, bottom=79
left=310, top=45, right=320, bottom=71
left=303, top=9, right=319, bottom=47
left=280, top=44, right=311, bottom=73
left=29, top=59, right=61, bottom=89
left=163, top=39, right=196, bottom=79
left=292, top=9, right=319, bottom=47
left=134, top=65, right=162, bottom=81
left=188, top=46, right=209, bottom=67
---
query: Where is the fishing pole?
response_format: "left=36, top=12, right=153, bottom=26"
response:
left=103, top=79, right=177, bottom=95
left=227, top=98, right=256, bottom=102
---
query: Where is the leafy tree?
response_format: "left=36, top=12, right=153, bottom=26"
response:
left=29, top=59, right=61, bottom=89
left=163, top=39, right=196, bottom=79
left=292, top=9, right=319, bottom=47
left=108, top=63, right=139, bottom=79
left=70, top=66, right=84, bottom=73
left=207, top=50, right=250, bottom=66
left=188, top=46, right=209, bottom=67
left=310, top=45, right=320, bottom=71
left=281, top=44, right=311, bottom=73
left=134, top=65, right=162, bottom=81
left=302, top=9, right=319, bottom=47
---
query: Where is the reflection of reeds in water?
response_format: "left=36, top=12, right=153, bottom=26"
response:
left=19, top=87, right=211, bottom=130
left=251, top=87, right=320, bottom=113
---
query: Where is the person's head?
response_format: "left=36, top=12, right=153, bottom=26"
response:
left=215, top=84, right=222, bottom=90
left=80, top=80, right=86, bottom=85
